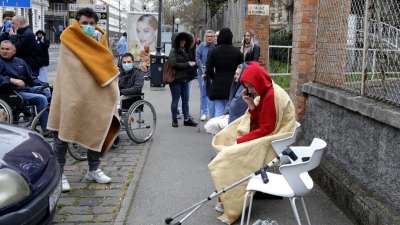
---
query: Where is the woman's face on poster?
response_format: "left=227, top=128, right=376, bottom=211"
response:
left=136, top=20, right=157, bottom=47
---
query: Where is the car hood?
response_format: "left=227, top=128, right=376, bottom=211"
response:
left=0, top=123, right=51, bottom=183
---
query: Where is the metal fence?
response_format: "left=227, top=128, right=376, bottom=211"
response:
left=199, top=0, right=245, bottom=44
left=315, top=0, right=400, bottom=106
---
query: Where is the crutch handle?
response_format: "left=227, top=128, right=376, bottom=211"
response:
left=283, top=147, right=298, bottom=161
left=260, top=169, right=269, bottom=184
left=173, top=222, right=181, bottom=225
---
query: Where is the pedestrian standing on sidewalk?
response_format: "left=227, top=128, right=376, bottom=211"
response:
left=47, top=7, right=121, bottom=192
left=35, top=30, right=50, bottom=82
left=195, top=30, right=215, bottom=121
left=168, top=32, right=198, bottom=128
left=9, top=15, right=43, bottom=78
left=206, top=27, right=243, bottom=118
left=241, top=29, right=260, bottom=63
left=0, top=11, right=15, bottom=42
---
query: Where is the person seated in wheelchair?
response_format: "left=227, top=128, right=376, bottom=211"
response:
left=0, top=40, right=51, bottom=135
left=118, top=53, right=145, bottom=110
left=118, top=52, right=145, bottom=96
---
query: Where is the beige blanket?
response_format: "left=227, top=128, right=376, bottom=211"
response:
left=47, top=21, right=121, bottom=155
left=208, top=84, right=295, bottom=224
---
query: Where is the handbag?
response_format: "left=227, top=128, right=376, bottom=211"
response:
left=163, top=60, right=176, bottom=84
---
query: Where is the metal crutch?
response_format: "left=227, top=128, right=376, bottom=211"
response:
left=165, top=148, right=298, bottom=225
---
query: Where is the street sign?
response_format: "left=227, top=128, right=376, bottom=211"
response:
left=68, top=4, right=109, bottom=32
left=1, top=0, right=31, bottom=8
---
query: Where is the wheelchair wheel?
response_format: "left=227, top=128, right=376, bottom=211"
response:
left=111, top=136, right=121, bottom=149
left=68, top=143, right=88, bottom=161
left=125, top=100, right=156, bottom=143
left=31, top=107, right=53, bottom=144
left=0, top=99, right=13, bottom=123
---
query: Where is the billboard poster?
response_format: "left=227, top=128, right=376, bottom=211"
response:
left=127, top=12, right=158, bottom=61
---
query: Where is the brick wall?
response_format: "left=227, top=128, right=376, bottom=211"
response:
left=290, top=0, right=319, bottom=122
left=244, top=0, right=270, bottom=68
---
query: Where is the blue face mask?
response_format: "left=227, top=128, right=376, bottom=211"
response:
left=4, top=20, right=12, bottom=33
left=81, top=25, right=95, bottom=37
left=122, top=64, right=133, bottom=72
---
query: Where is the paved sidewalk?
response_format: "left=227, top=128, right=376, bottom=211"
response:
left=51, top=79, right=355, bottom=225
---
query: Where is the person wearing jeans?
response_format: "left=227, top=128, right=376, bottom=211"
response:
left=0, top=40, right=50, bottom=133
left=17, top=86, right=50, bottom=131
left=168, top=32, right=198, bottom=127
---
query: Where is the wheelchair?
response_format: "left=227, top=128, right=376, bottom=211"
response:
left=0, top=89, right=46, bottom=128
left=66, top=93, right=157, bottom=161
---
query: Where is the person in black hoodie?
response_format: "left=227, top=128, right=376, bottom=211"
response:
left=206, top=27, right=243, bottom=118
left=168, top=32, right=198, bottom=127
left=8, top=15, right=43, bottom=78
left=35, top=30, right=50, bottom=82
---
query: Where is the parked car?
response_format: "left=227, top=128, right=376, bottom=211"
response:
left=0, top=122, right=61, bottom=225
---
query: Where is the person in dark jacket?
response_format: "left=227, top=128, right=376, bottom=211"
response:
left=168, top=32, right=198, bottom=127
left=118, top=53, right=145, bottom=95
left=0, top=40, right=50, bottom=133
left=8, top=15, right=43, bottom=78
left=35, top=30, right=50, bottom=82
left=224, top=63, right=248, bottom=124
left=0, top=11, right=15, bottom=42
left=206, top=27, right=243, bottom=118
left=240, top=29, right=260, bottom=63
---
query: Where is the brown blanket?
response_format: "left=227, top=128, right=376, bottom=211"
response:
left=47, top=20, right=121, bottom=155
left=208, top=84, right=296, bottom=224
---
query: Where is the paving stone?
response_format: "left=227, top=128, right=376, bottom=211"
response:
left=93, top=206, right=115, bottom=214
left=96, top=213, right=115, bottom=222
left=79, top=198, right=102, bottom=206
left=65, top=175, right=84, bottom=183
left=124, top=157, right=138, bottom=162
left=69, top=182, right=87, bottom=189
left=74, top=190, right=95, bottom=197
left=107, top=183, right=125, bottom=189
left=109, top=157, right=124, bottom=161
left=118, top=153, right=138, bottom=158
left=58, top=206, right=89, bottom=214
left=115, top=161, right=135, bottom=166
left=63, top=170, right=83, bottom=177
left=95, top=189, right=122, bottom=197
left=110, top=170, right=130, bottom=176
left=100, top=197, right=121, bottom=206
left=57, top=197, right=75, bottom=205
left=102, top=166, right=119, bottom=171
left=52, top=214, right=64, bottom=223
left=64, top=165, right=80, bottom=171
left=108, top=176, right=128, bottom=183
left=65, top=215, right=94, bottom=222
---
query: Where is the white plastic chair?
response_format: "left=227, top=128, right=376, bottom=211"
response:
left=240, top=138, right=327, bottom=225
left=271, top=121, right=301, bottom=166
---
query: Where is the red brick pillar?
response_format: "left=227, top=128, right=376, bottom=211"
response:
left=290, top=0, right=318, bottom=122
left=243, top=0, right=270, bottom=68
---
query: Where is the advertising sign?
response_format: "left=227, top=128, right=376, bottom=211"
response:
left=68, top=4, right=108, bottom=32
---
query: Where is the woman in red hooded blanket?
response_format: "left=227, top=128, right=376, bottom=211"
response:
left=238, top=61, right=277, bottom=143
left=208, top=62, right=295, bottom=224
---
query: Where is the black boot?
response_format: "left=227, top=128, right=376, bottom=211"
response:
left=184, top=118, right=198, bottom=127
left=172, top=119, right=178, bottom=127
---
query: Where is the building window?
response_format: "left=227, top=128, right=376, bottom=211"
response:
left=34, top=9, right=37, bottom=25
left=270, top=13, right=275, bottom=22
left=278, top=13, right=282, bottom=22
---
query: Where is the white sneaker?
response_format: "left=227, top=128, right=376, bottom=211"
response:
left=84, top=168, right=111, bottom=183
left=200, top=114, right=207, bottom=121
left=61, top=174, right=70, bottom=192
left=215, top=203, right=224, bottom=213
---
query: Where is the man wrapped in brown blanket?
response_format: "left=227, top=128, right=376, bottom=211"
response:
left=47, top=8, right=121, bottom=192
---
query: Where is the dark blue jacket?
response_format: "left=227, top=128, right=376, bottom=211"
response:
left=0, top=56, right=46, bottom=89
left=8, top=26, right=43, bottom=69
left=224, top=63, right=248, bottom=124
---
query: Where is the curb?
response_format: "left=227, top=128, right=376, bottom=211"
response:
left=114, top=139, right=152, bottom=225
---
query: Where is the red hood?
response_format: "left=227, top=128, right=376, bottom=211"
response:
left=240, top=62, right=273, bottom=96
